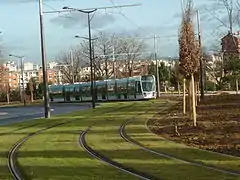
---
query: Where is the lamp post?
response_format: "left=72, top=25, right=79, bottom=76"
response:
left=38, top=0, right=50, bottom=118
left=63, top=6, right=97, bottom=108
left=196, top=9, right=204, bottom=99
left=75, top=35, right=98, bottom=108
left=9, top=54, right=26, bottom=106
left=154, top=35, right=160, bottom=98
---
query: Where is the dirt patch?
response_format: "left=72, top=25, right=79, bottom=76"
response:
left=149, top=94, right=240, bottom=157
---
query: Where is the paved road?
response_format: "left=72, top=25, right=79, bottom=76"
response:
left=0, top=103, right=92, bottom=126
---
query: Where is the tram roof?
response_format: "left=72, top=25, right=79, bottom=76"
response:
left=48, top=75, right=154, bottom=90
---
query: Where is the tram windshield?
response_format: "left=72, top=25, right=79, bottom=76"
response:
left=142, top=81, right=154, bottom=91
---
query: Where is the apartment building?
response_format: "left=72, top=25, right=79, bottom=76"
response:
left=37, top=68, right=57, bottom=84
left=1, top=58, right=158, bottom=88
left=0, top=65, right=10, bottom=92
left=8, top=71, right=19, bottom=89
left=1, top=61, right=61, bottom=90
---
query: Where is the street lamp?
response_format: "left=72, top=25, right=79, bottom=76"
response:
left=9, top=54, right=26, bottom=106
left=63, top=6, right=97, bottom=109
left=154, top=35, right=160, bottom=98
left=38, top=0, right=50, bottom=118
left=75, top=34, right=98, bottom=108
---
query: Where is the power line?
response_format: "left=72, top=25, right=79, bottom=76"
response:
left=42, top=2, right=70, bottom=19
left=108, top=0, right=153, bottom=36
left=43, top=4, right=141, bottom=14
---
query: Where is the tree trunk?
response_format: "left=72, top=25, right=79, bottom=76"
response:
left=188, top=79, right=192, bottom=118
left=195, top=81, right=198, bottom=106
left=197, top=82, right=200, bottom=102
left=191, top=74, right=197, bottom=127
left=6, top=93, right=10, bottom=104
left=30, top=91, right=34, bottom=103
left=236, top=79, right=239, bottom=94
left=178, top=81, right=180, bottom=98
left=164, top=84, right=167, bottom=93
left=183, top=79, right=186, bottom=115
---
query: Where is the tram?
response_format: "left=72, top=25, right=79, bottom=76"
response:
left=48, top=75, right=156, bottom=102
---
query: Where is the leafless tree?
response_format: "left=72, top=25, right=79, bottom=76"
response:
left=94, top=32, right=115, bottom=79
left=203, top=0, right=240, bottom=33
left=117, top=37, right=146, bottom=77
left=56, top=46, right=87, bottom=83
left=78, top=32, right=146, bottom=79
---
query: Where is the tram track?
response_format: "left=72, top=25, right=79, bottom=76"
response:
left=6, top=103, right=135, bottom=180
left=79, top=128, right=158, bottom=180
left=8, top=121, right=70, bottom=180
left=77, top=102, right=161, bottom=180
left=119, top=118, right=240, bottom=177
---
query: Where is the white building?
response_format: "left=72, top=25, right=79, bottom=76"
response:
left=24, top=62, right=34, bottom=71
left=4, top=61, right=18, bottom=72
left=47, top=62, right=58, bottom=69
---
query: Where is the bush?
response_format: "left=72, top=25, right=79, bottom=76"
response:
left=10, top=91, right=21, bottom=101
left=205, top=81, right=215, bottom=91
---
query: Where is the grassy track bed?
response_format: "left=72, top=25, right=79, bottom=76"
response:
left=17, top=103, right=136, bottom=180
left=0, top=117, right=71, bottom=180
left=86, top=100, right=240, bottom=180
left=128, top=119, right=240, bottom=174
left=2, top=100, right=239, bottom=180
left=0, top=106, right=99, bottom=179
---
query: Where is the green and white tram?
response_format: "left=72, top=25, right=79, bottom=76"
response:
left=48, top=75, right=156, bottom=102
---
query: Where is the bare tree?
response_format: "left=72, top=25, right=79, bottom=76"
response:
left=94, top=32, right=115, bottom=79
left=117, top=37, right=146, bottom=77
left=204, top=0, right=238, bottom=32
left=79, top=32, right=146, bottom=79
left=3, top=83, right=10, bottom=104
left=57, top=46, right=87, bottom=83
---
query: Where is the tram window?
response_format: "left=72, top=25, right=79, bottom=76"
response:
left=142, top=82, right=153, bottom=91
left=135, top=81, right=141, bottom=94
left=86, top=86, right=91, bottom=96
left=128, top=81, right=135, bottom=93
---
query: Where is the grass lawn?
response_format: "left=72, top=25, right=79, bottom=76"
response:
left=86, top=100, right=239, bottom=180
left=17, top=103, right=136, bottom=180
left=0, top=100, right=239, bottom=179
left=0, top=117, right=71, bottom=179
left=126, top=112, right=240, bottom=179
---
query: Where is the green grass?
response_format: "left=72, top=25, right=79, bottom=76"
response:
left=125, top=112, right=240, bottom=179
left=15, top=103, right=137, bottom=180
left=86, top=100, right=240, bottom=180
left=0, top=100, right=239, bottom=180
left=132, top=119, right=240, bottom=172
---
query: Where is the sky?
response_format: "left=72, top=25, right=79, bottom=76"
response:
left=0, top=0, right=224, bottom=63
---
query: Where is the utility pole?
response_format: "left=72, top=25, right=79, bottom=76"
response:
left=17, top=59, right=21, bottom=97
left=154, top=35, right=160, bottom=98
left=20, top=57, right=26, bottom=106
left=112, top=43, right=116, bottom=79
left=9, top=54, right=26, bottom=106
left=87, top=10, right=96, bottom=109
left=38, top=0, right=50, bottom=118
left=65, top=8, right=97, bottom=109
left=196, top=9, right=204, bottom=99
left=92, top=40, right=96, bottom=99
left=41, top=3, right=141, bottom=108
left=70, top=50, right=74, bottom=84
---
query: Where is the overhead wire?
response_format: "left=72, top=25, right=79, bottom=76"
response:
left=108, top=0, right=153, bottom=36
